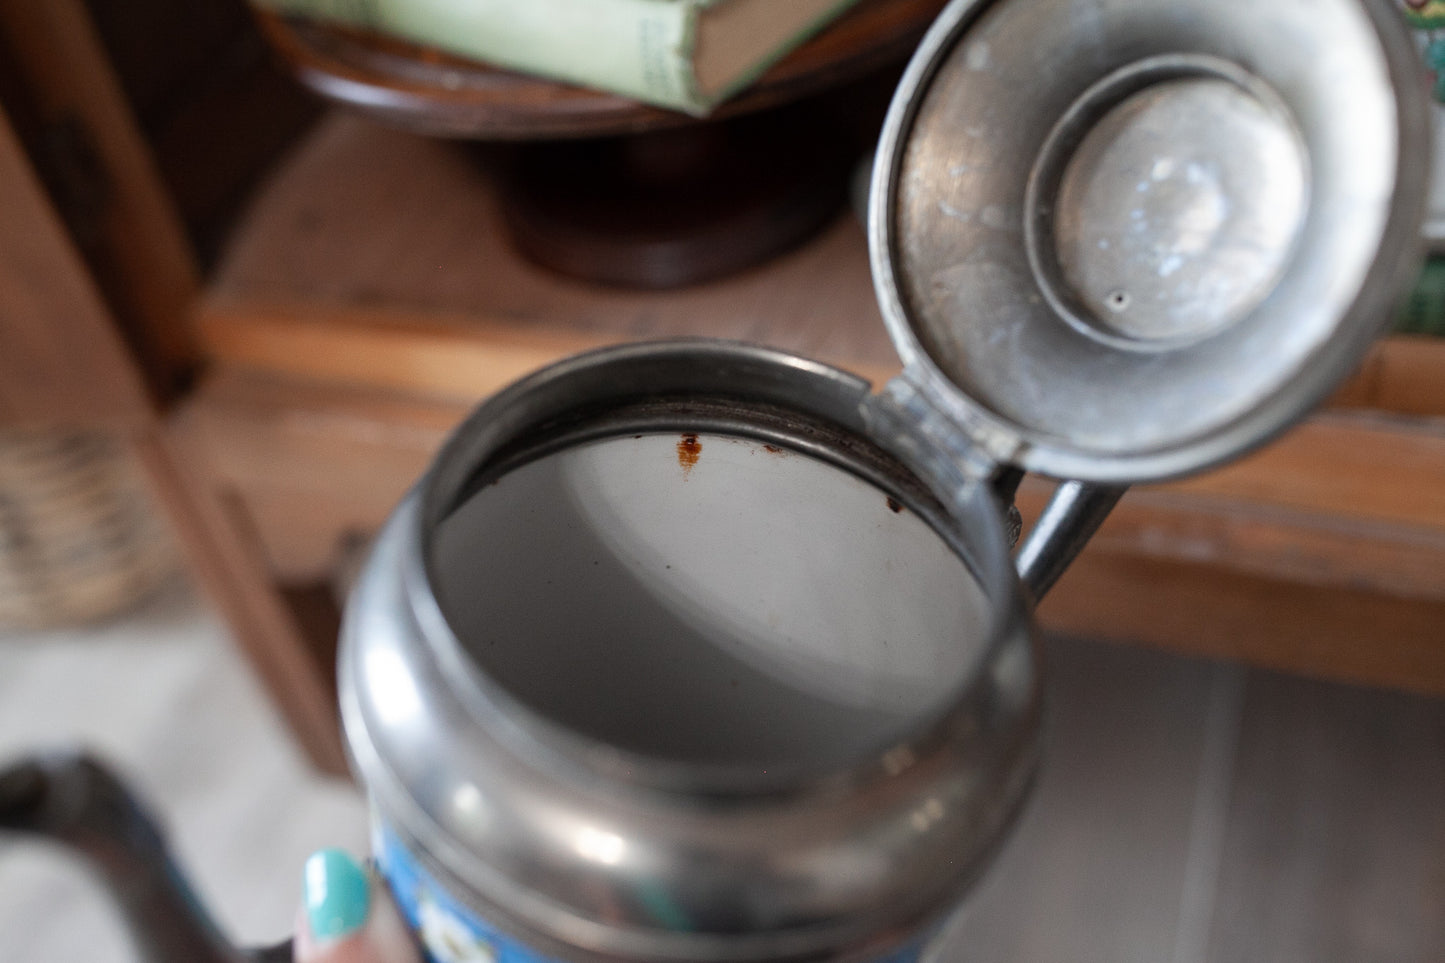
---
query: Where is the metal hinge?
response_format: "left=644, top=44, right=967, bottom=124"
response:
left=859, top=366, right=1026, bottom=545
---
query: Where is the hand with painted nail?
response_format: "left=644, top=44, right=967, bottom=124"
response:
left=295, top=849, right=422, bottom=963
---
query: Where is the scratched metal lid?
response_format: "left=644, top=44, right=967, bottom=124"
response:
left=869, top=0, right=1430, bottom=483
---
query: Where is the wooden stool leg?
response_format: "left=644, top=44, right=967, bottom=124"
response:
left=131, top=429, right=348, bottom=776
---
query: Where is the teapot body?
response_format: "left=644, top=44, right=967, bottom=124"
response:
left=341, top=341, right=1044, bottom=963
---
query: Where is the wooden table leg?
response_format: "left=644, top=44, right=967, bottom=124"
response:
left=131, top=428, right=347, bottom=776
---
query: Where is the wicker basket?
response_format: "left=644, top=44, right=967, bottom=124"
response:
left=0, top=429, right=174, bottom=631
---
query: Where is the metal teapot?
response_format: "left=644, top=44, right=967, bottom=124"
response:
left=0, top=0, right=1428, bottom=960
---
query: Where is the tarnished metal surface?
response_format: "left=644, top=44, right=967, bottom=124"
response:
left=871, top=0, right=1430, bottom=482
left=343, top=1, right=1432, bottom=955
left=1046, top=63, right=1308, bottom=346
left=343, top=342, right=1041, bottom=962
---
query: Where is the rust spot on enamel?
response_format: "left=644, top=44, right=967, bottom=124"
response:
left=677, top=434, right=702, bottom=476
left=887, top=497, right=904, bottom=514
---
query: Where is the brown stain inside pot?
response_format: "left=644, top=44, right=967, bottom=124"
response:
left=886, top=497, right=904, bottom=514
left=677, top=433, right=702, bottom=477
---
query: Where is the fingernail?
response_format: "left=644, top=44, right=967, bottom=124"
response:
left=303, top=848, right=371, bottom=943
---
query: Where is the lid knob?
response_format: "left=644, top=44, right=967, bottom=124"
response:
left=1036, top=59, right=1309, bottom=349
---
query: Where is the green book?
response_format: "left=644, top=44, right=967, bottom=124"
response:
left=1396, top=257, right=1445, bottom=338
left=253, top=0, right=864, bottom=115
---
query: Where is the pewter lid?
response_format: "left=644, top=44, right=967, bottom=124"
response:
left=870, top=0, right=1430, bottom=483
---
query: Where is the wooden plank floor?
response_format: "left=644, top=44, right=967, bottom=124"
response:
left=0, top=579, right=1441, bottom=962
left=1205, top=673, right=1445, bottom=963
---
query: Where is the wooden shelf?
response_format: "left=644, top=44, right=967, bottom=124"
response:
left=11, top=0, right=1440, bottom=772
left=203, top=112, right=1445, bottom=413
left=180, top=364, right=1445, bottom=696
left=169, top=110, right=1445, bottom=698
left=204, top=113, right=899, bottom=384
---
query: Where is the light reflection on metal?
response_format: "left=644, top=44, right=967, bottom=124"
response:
left=364, top=646, right=421, bottom=726
left=573, top=826, right=627, bottom=867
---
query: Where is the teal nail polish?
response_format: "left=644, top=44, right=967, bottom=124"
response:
left=303, top=848, right=370, bottom=942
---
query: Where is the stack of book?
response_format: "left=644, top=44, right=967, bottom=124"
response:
left=252, top=0, right=864, bottom=115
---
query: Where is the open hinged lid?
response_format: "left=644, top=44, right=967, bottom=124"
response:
left=869, top=0, right=1431, bottom=484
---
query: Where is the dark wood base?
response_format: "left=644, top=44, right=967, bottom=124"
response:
left=496, top=107, right=856, bottom=288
